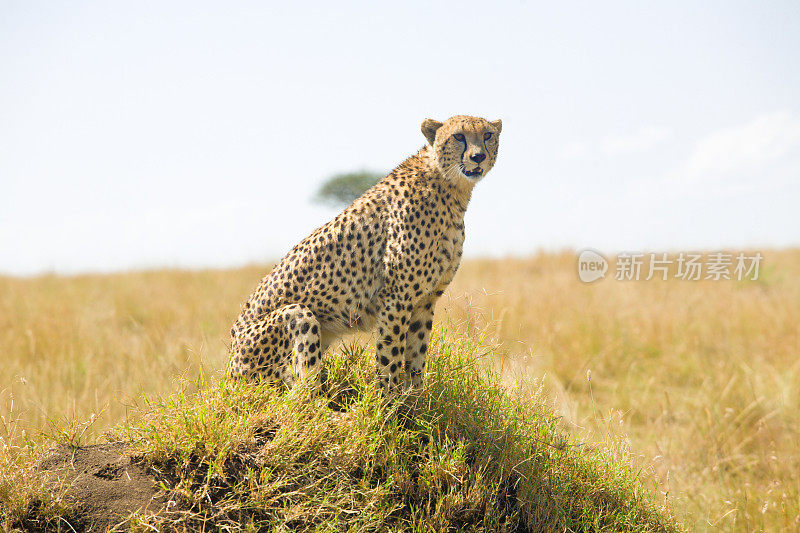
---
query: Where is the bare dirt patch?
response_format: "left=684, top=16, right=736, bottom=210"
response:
left=29, top=442, right=165, bottom=532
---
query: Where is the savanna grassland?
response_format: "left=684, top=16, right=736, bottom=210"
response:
left=1, top=250, right=798, bottom=530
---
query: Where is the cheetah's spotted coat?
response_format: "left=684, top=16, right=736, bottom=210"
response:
left=228, top=115, right=502, bottom=393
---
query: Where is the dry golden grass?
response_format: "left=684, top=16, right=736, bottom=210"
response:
left=1, top=250, right=798, bottom=530
left=445, top=251, right=800, bottom=531
left=0, top=266, right=263, bottom=443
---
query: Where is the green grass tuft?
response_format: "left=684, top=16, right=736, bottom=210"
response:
left=106, top=330, right=683, bottom=532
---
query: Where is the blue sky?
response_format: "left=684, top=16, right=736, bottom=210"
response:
left=1, top=1, right=799, bottom=275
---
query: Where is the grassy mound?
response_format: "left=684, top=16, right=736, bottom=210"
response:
left=3, top=332, right=682, bottom=531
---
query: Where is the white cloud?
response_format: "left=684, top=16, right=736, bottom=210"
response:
left=623, top=111, right=800, bottom=205
left=665, top=111, right=800, bottom=187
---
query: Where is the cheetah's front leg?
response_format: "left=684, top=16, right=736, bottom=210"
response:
left=404, top=296, right=436, bottom=390
left=375, top=294, right=411, bottom=395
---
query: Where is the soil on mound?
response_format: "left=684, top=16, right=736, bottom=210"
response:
left=32, top=442, right=166, bottom=532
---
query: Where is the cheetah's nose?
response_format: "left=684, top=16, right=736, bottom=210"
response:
left=470, top=152, right=486, bottom=163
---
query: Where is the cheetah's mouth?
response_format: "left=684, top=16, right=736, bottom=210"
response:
left=463, top=167, right=484, bottom=178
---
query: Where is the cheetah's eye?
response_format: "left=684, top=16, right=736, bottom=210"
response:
left=452, top=133, right=465, bottom=142
left=484, top=132, right=493, bottom=141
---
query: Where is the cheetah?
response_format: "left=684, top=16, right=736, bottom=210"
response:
left=227, top=115, right=502, bottom=394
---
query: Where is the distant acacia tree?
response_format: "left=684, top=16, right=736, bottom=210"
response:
left=313, top=170, right=384, bottom=207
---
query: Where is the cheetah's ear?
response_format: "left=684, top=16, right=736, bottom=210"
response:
left=421, top=119, right=443, bottom=146
left=490, top=119, right=502, bottom=133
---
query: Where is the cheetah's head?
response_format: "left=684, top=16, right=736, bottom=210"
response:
left=421, top=115, right=502, bottom=184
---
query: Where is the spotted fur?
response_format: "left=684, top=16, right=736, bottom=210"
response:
left=227, top=115, right=502, bottom=394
